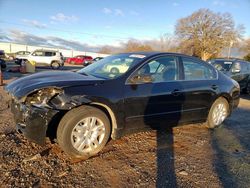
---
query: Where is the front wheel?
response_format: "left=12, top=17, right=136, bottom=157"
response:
left=206, top=97, right=229, bottom=129
left=57, top=106, right=111, bottom=159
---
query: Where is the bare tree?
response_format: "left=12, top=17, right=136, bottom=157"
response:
left=175, top=9, right=244, bottom=60
left=241, top=38, right=250, bottom=60
left=123, top=39, right=153, bottom=52
left=98, top=45, right=113, bottom=54
left=241, top=38, right=250, bottom=53
left=158, top=33, right=177, bottom=52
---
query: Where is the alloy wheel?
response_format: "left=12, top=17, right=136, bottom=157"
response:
left=212, top=103, right=227, bottom=126
left=71, top=117, right=106, bottom=153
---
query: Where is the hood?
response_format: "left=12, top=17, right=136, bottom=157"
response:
left=5, top=71, right=104, bottom=99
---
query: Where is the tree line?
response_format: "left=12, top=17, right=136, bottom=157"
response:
left=99, top=9, right=250, bottom=61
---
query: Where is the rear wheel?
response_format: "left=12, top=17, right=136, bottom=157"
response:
left=206, top=97, right=229, bottom=128
left=57, top=106, right=111, bottom=159
left=51, top=61, right=60, bottom=69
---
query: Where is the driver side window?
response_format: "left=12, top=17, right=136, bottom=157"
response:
left=131, top=56, right=178, bottom=83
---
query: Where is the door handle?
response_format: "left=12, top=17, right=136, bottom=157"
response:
left=171, top=89, right=181, bottom=96
left=211, top=85, right=218, bottom=90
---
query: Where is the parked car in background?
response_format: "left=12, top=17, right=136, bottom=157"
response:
left=84, top=57, right=104, bottom=66
left=0, top=50, right=7, bottom=70
left=0, top=50, right=5, bottom=58
left=6, top=52, right=240, bottom=159
left=66, top=55, right=93, bottom=65
left=103, top=57, right=134, bottom=74
left=93, top=57, right=104, bottom=62
left=209, top=58, right=250, bottom=93
left=16, top=51, right=30, bottom=59
left=0, top=59, right=6, bottom=70
left=14, top=51, right=31, bottom=65
left=15, top=49, right=64, bottom=69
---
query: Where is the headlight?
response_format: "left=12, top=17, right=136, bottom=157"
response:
left=25, top=88, right=62, bottom=108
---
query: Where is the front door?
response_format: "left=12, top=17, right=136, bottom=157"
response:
left=123, top=55, right=184, bottom=130
left=30, top=51, right=44, bottom=65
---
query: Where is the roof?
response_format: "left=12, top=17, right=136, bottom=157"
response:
left=211, top=57, right=243, bottom=60
left=116, top=51, right=200, bottom=58
left=34, top=49, right=58, bottom=52
left=211, top=58, right=250, bottom=63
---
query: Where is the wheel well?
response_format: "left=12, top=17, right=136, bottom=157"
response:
left=51, top=60, right=59, bottom=64
left=219, top=95, right=230, bottom=104
left=46, top=110, right=67, bottom=142
left=46, top=103, right=117, bottom=142
left=89, top=103, right=117, bottom=140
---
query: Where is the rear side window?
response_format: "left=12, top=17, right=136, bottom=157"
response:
left=44, top=52, right=56, bottom=56
left=182, top=57, right=216, bottom=80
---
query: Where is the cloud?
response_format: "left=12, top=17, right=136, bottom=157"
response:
left=172, top=2, right=179, bottom=6
left=50, top=13, right=78, bottom=23
left=212, top=1, right=225, bottom=6
left=0, top=29, right=115, bottom=52
left=114, top=9, right=124, bottom=16
left=102, top=8, right=125, bottom=16
left=103, top=7, right=112, bottom=14
left=0, top=29, right=11, bottom=41
left=22, top=19, right=47, bottom=28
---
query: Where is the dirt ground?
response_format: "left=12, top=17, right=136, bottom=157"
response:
left=0, top=63, right=249, bottom=188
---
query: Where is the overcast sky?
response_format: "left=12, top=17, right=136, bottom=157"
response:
left=0, top=0, right=250, bottom=51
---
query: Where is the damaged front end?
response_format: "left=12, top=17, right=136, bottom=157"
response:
left=10, top=88, right=63, bottom=145
left=5, top=70, right=104, bottom=145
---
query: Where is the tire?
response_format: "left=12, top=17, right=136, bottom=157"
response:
left=51, top=61, right=60, bottom=69
left=206, top=97, right=229, bottom=129
left=110, top=67, right=119, bottom=74
left=57, top=106, right=111, bottom=159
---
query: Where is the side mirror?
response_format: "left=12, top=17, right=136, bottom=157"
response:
left=129, top=74, right=153, bottom=84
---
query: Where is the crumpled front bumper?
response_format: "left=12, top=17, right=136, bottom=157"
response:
left=11, top=100, right=58, bottom=145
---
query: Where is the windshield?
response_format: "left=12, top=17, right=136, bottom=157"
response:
left=211, top=60, right=233, bottom=71
left=78, top=54, right=146, bottom=79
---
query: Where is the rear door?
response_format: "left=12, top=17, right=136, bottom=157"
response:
left=178, top=56, right=218, bottom=123
left=44, top=51, right=55, bottom=65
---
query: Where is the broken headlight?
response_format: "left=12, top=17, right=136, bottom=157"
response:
left=25, top=88, right=63, bottom=108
